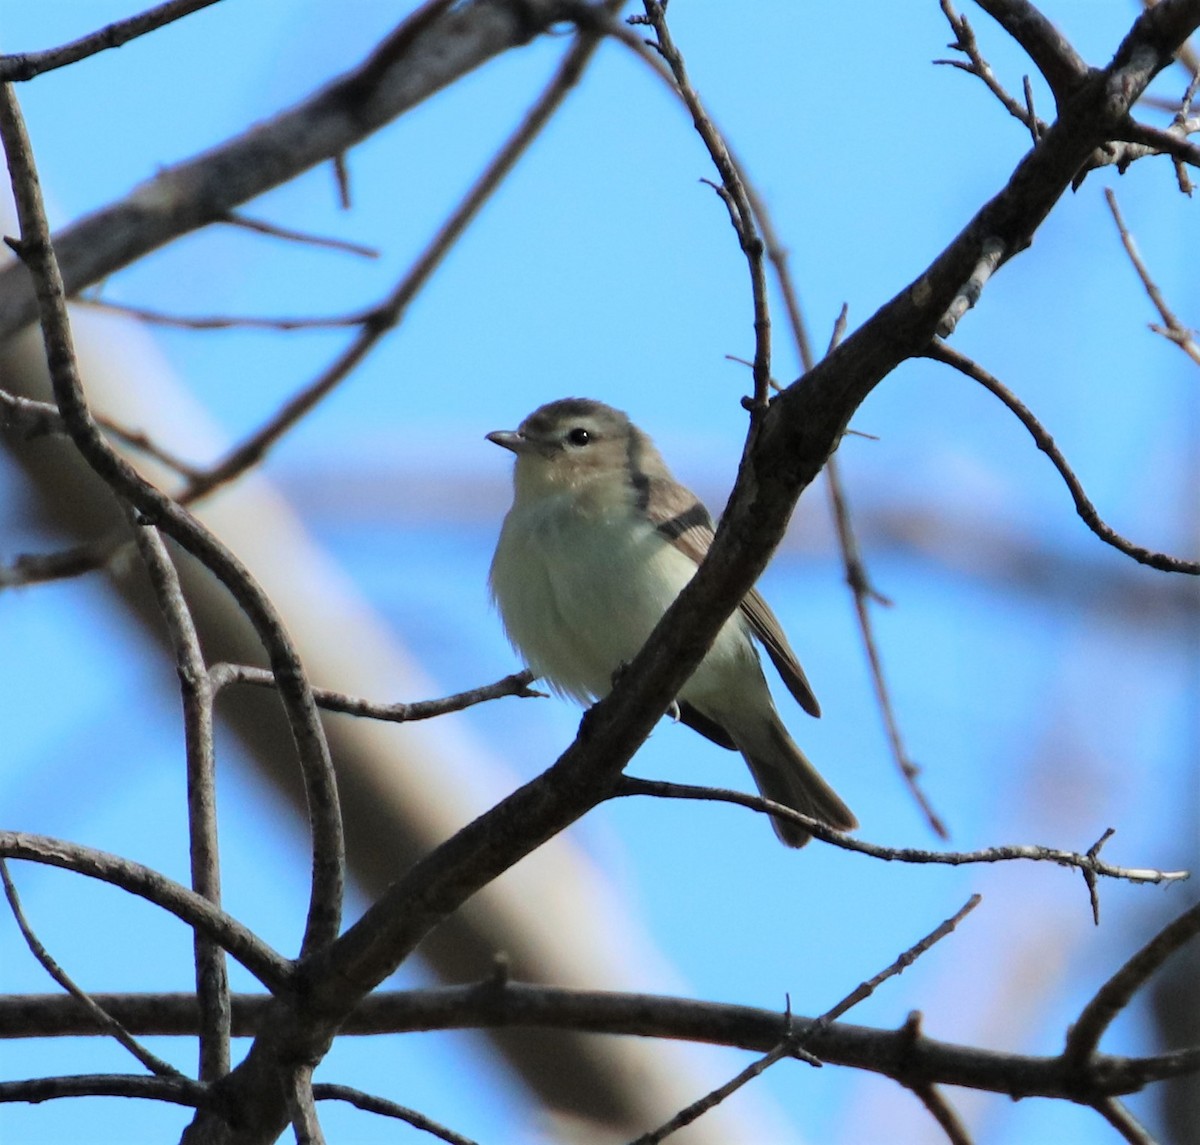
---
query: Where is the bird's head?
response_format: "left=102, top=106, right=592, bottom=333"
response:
left=488, top=398, right=660, bottom=503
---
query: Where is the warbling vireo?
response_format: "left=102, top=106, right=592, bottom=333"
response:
left=487, top=398, right=856, bottom=847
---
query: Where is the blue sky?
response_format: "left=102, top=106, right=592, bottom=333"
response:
left=1, top=3, right=1197, bottom=1143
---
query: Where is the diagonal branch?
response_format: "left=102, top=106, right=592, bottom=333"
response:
left=0, top=81, right=345, bottom=959
left=177, top=0, right=611, bottom=506
left=1065, top=900, right=1200, bottom=1066
left=0, top=0, right=224, bottom=82
left=0, top=860, right=184, bottom=1080
left=924, top=339, right=1199, bottom=574
left=1105, top=186, right=1200, bottom=367
left=974, top=0, right=1089, bottom=105
left=312, top=1085, right=480, bottom=1145
left=0, top=832, right=291, bottom=991
left=0, top=0, right=580, bottom=342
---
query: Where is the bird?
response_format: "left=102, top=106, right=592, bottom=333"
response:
left=486, top=397, right=857, bottom=847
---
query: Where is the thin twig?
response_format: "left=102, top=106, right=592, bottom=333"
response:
left=0, top=859, right=184, bottom=1079
left=630, top=895, right=981, bottom=1143
left=0, top=1073, right=207, bottom=1107
left=1022, top=74, right=1041, bottom=144
left=0, top=0, right=222, bottom=82
left=635, top=1, right=771, bottom=410
left=127, top=507, right=229, bottom=1079
left=745, top=159, right=947, bottom=837
left=1065, top=900, right=1200, bottom=1065
left=1093, top=1096, right=1157, bottom=1145
left=824, top=443, right=949, bottom=839
left=1082, top=828, right=1116, bottom=926
left=0, top=81, right=345, bottom=957
left=1, top=388, right=203, bottom=479
left=628, top=1035, right=801, bottom=1144
left=618, top=777, right=1189, bottom=888
left=209, top=664, right=542, bottom=722
left=1104, top=187, right=1200, bottom=367
left=924, top=340, right=1200, bottom=575
left=332, top=153, right=352, bottom=210
left=936, top=0, right=1049, bottom=129
left=813, top=895, right=981, bottom=1030
left=222, top=211, right=378, bottom=258
left=0, top=832, right=292, bottom=990
left=75, top=294, right=375, bottom=333
left=312, top=1084, right=480, bottom=1145
left=911, top=1078, right=975, bottom=1145
left=0, top=535, right=124, bottom=590
left=179, top=13, right=610, bottom=507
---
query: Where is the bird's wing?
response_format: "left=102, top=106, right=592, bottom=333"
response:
left=644, top=476, right=821, bottom=719
left=738, top=586, right=822, bottom=717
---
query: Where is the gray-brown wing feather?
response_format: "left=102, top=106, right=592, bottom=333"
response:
left=642, top=476, right=821, bottom=719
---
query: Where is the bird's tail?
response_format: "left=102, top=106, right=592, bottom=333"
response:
left=739, top=718, right=857, bottom=848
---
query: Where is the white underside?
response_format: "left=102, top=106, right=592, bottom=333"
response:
left=490, top=490, right=761, bottom=713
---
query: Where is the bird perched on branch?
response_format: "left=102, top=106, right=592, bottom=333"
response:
left=487, top=398, right=856, bottom=847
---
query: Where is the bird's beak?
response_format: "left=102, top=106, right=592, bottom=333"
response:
left=486, top=429, right=530, bottom=454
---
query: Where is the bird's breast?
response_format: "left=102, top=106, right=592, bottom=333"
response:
left=490, top=493, right=721, bottom=702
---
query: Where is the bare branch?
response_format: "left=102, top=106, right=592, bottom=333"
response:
left=1093, top=1096, right=1157, bottom=1145
left=1105, top=187, right=1200, bottom=366
left=178, top=6, right=610, bottom=506
left=823, top=447, right=949, bottom=839
left=0, top=82, right=345, bottom=957
left=924, top=340, right=1200, bottom=574
left=632, top=901, right=984, bottom=1143
left=819, top=897, right=981, bottom=1029
left=1, top=388, right=203, bottom=479
left=0, top=1073, right=206, bottom=1107
left=1066, top=900, right=1200, bottom=1065
left=286, top=1064, right=325, bottom=1145
left=0, top=535, right=122, bottom=589
left=0, top=860, right=183, bottom=1079
left=910, top=1073, right=975, bottom=1145
left=626, top=889, right=974, bottom=1145
left=0, top=0, right=576, bottom=342
left=209, top=664, right=542, bottom=722
left=742, top=139, right=945, bottom=840
left=628, top=1033, right=806, bottom=1145
left=618, top=776, right=1189, bottom=888
left=221, top=211, right=379, bottom=259
left=636, top=1, right=772, bottom=410
left=75, top=295, right=374, bottom=332
left=0, top=832, right=291, bottom=991
left=973, top=0, right=1089, bottom=104
left=936, top=1, right=1047, bottom=132
left=11, top=982, right=1195, bottom=1102
left=312, top=1085, right=480, bottom=1145
left=0, top=0, right=224, bottom=82
left=127, top=509, right=229, bottom=1079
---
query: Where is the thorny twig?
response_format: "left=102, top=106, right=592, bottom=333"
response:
left=619, top=777, right=1188, bottom=896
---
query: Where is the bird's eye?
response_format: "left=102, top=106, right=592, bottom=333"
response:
left=566, top=427, right=591, bottom=447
